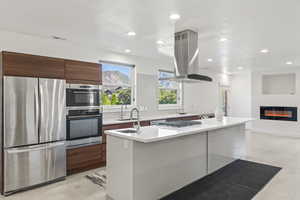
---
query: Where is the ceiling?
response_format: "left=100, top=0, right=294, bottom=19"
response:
left=0, top=0, right=300, bottom=73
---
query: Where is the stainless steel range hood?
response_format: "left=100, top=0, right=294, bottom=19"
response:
left=161, top=30, right=213, bottom=83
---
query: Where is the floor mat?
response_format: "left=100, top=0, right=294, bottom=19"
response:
left=160, top=159, right=281, bottom=200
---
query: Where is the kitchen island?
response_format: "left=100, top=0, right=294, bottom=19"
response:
left=105, top=117, right=252, bottom=200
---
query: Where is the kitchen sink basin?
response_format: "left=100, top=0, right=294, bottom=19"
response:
left=118, top=129, right=138, bottom=134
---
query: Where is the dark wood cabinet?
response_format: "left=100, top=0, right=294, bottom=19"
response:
left=140, top=120, right=151, bottom=126
left=2, top=52, right=102, bottom=84
left=101, top=144, right=106, bottom=163
left=67, top=144, right=105, bottom=175
left=2, top=51, right=65, bottom=78
left=65, top=60, right=102, bottom=84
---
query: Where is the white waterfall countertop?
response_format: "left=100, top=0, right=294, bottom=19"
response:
left=105, top=117, right=253, bottom=143
left=103, top=113, right=202, bottom=125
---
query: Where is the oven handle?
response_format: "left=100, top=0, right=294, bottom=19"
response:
left=72, top=91, right=99, bottom=94
left=67, top=115, right=101, bottom=119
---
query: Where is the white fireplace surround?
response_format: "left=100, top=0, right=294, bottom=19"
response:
left=251, top=70, right=300, bottom=138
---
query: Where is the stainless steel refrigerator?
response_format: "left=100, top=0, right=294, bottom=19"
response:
left=3, top=76, right=66, bottom=195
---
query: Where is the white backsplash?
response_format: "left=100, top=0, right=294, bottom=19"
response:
left=103, top=73, right=181, bottom=121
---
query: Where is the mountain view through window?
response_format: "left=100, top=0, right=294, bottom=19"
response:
left=102, top=63, right=134, bottom=106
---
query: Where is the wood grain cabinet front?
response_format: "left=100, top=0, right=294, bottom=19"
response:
left=67, top=144, right=105, bottom=175
left=2, top=51, right=65, bottom=78
left=65, top=60, right=102, bottom=84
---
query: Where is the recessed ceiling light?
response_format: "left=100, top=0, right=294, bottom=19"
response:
left=169, top=14, right=181, bottom=20
left=156, top=40, right=164, bottom=45
left=260, top=49, right=269, bottom=53
left=207, top=58, right=213, bottom=62
left=219, top=38, right=228, bottom=42
left=237, top=66, right=243, bottom=70
left=125, top=49, right=131, bottom=53
left=286, top=61, right=293, bottom=65
left=127, top=31, right=136, bottom=36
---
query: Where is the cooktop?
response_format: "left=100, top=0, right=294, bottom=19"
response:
left=155, top=120, right=202, bottom=128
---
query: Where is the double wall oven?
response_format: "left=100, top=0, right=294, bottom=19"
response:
left=66, top=84, right=103, bottom=147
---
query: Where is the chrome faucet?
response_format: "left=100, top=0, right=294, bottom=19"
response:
left=130, top=107, right=140, bottom=132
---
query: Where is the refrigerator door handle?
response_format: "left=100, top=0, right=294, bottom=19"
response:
left=35, top=83, right=40, bottom=135
left=5, top=142, right=65, bottom=153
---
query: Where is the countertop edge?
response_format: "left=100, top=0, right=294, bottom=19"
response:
left=103, top=113, right=203, bottom=125
left=105, top=117, right=254, bottom=143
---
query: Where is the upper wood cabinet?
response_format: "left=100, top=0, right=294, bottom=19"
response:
left=2, top=51, right=65, bottom=79
left=65, top=60, right=102, bottom=84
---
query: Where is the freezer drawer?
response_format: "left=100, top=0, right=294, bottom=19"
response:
left=4, top=142, right=66, bottom=194
left=4, top=76, right=39, bottom=148
left=39, top=78, right=66, bottom=143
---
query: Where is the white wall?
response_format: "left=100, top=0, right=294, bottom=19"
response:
left=183, top=72, right=219, bottom=114
left=251, top=69, right=300, bottom=137
left=228, top=72, right=252, bottom=118
left=0, top=30, right=220, bottom=119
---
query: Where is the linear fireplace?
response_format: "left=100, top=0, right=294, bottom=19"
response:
left=260, top=106, right=297, bottom=121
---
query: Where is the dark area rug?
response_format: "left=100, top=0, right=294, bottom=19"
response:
left=160, top=159, right=281, bottom=200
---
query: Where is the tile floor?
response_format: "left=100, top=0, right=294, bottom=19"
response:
left=0, top=167, right=108, bottom=200
left=1, top=131, right=300, bottom=200
left=247, top=132, right=300, bottom=200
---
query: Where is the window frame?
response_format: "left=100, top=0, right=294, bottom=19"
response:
left=157, top=69, right=183, bottom=110
left=100, top=60, right=136, bottom=112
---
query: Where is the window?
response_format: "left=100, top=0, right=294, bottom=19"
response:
left=158, top=70, right=182, bottom=109
left=101, top=62, right=135, bottom=109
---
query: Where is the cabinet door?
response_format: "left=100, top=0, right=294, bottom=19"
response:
left=140, top=121, right=150, bottom=126
left=65, top=60, right=101, bottom=84
left=3, top=52, right=65, bottom=78
left=67, top=144, right=104, bottom=175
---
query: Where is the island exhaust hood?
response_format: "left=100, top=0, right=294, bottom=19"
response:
left=160, top=30, right=213, bottom=83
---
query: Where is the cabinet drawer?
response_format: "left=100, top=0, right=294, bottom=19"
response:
left=3, top=52, right=65, bottom=78
left=103, top=122, right=134, bottom=131
left=140, top=120, right=150, bottom=126
left=67, top=144, right=104, bottom=175
left=102, top=144, right=106, bottom=163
